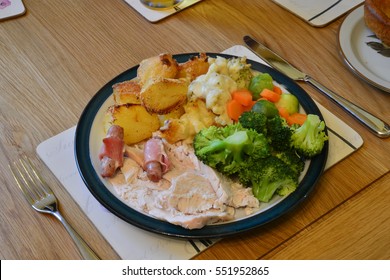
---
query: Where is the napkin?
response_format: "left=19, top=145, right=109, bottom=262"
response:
left=36, top=45, right=363, bottom=259
left=125, top=0, right=203, bottom=23
left=271, top=0, right=364, bottom=27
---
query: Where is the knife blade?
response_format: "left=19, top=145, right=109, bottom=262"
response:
left=243, top=35, right=390, bottom=138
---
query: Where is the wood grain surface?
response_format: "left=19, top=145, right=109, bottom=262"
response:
left=0, top=0, right=389, bottom=260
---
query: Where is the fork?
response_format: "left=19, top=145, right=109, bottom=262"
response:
left=9, top=156, right=100, bottom=260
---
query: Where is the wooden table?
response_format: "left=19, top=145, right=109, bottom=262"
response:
left=1, top=0, right=389, bottom=260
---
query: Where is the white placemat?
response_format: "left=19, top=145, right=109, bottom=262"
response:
left=124, top=0, right=203, bottom=23
left=36, top=45, right=363, bottom=260
left=0, top=0, right=25, bottom=21
left=271, top=0, right=364, bottom=27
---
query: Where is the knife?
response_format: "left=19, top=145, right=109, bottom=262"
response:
left=243, top=35, right=390, bottom=138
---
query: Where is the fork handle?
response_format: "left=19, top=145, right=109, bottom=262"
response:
left=52, top=211, right=101, bottom=260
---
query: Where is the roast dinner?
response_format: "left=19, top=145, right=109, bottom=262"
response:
left=97, top=53, right=328, bottom=229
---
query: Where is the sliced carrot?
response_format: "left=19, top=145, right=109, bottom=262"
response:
left=260, top=88, right=281, bottom=103
left=232, top=89, right=253, bottom=106
left=227, top=99, right=244, bottom=122
left=273, top=85, right=283, bottom=95
left=277, top=106, right=290, bottom=120
left=242, top=100, right=257, bottom=112
left=287, top=113, right=307, bottom=126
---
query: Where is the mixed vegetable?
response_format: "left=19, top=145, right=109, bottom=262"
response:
left=193, top=70, right=328, bottom=203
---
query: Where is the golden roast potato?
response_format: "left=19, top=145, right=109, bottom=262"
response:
left=112, top=80, right=141, bottom=105
left=140, top=77, right=189, bottom=114
left=105, top=104, right=160, bottom=145
left=137, top=53, right=179, bottom=86
left=176, top=53, right=210, bottom=81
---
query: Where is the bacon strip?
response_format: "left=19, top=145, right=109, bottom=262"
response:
left=143, top=137, right=170, bottom=181
left=99, top=125, right=124, bottom=177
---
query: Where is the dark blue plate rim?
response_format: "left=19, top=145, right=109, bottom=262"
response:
left=74, top=52, right=328, bottom=239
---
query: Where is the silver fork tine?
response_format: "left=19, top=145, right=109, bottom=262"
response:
left=10, top=158, right=37, bottom=204
left=14, top=157, right=56, bottom=213
left=10, top=155, right=100, bottom=260
left=20, top=156, right=51, bottom=197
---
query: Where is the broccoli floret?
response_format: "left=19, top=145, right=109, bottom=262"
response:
left=238, top=156, right=298, bottom=202
left=243, top=129, right=270, bottom=159
left=275, top=180, right=297, bottom=197
left=266, top=115, right=292, bottom=152
left=290, top=114, right=328, bottom=158
left=239, top=111, right=267, bottom=135
left=193, top=123, right=270, bottom=175
left=274, top=150, right=305, bottom=178
left=239, top=111, right=293, bottom=152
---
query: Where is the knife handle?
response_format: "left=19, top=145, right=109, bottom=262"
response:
left=305, top=76, right=390, bottom=138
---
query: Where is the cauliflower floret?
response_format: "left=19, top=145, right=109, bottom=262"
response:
left=188, top=72, right=236, bottom=125
left=187, top=56, right=252, bottom=126
left=208, top=56, right=253, bottom=89
left=207, top=56, right=230, bottom=75
left=227, top=57, right=253, bottom=89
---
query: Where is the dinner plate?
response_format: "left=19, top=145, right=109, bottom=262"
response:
left=338, top=6, right=390, bottom=93
left=75, top=53, right=328, bottom=239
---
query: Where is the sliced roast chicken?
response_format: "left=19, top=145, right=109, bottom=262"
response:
left=105, top=137, right=259, bottom=229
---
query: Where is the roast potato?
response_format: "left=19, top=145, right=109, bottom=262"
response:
left=105, top=104, right=160, bottom=145
left=158, top=105, right=185, bottom=126
left=176, top=53, right=210, bottom=81
left=112, top=80, right=141, bottom=105
left=140, top=77, right=189, bottom=114
left=137, top=53, right=179, bottom=86
left=158, top=99, right=215, bottom=143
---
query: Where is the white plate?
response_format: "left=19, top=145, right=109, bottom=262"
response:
left=74, top=53, right=328, bottom=238
left=338, top=6, right=390, bottom=93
